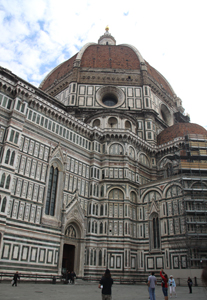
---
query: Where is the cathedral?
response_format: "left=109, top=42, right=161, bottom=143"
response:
left=0, top=27, right=207, bottom=281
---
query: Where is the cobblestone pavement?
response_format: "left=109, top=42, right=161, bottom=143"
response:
left=0, top=280, right=207, bottom=300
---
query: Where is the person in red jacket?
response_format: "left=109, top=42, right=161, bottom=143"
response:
left=160, top=269, right=168, bottom=300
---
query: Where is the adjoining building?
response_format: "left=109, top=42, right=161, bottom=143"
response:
left=0, top=28, right=206, bottom=280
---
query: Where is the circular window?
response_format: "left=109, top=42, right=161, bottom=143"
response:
left=125, top=121, right=131, bottom=129
left=93, top=119, right=100, bottom=127
left=96, top=86, right=125, bottom=108
left=108, top=117, right=118, bottom=127
left=102, top=94, right=118, bottom=106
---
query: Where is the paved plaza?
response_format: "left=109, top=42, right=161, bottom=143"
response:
left=0, top=280, right=207, bottom=300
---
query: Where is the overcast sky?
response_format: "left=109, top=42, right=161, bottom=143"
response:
left=0, top=0, right=206, bottom=129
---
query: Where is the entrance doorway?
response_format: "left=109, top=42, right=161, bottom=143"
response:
left=62, top=244, right=75, bottom=273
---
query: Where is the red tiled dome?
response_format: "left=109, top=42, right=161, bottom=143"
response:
left=80, top=45, right=140, bottom=69
left=40, top=53, right=78, bottom=91
left=40, top=43, right=174, bottom=97
left=157, top=123, right=207, bottom=145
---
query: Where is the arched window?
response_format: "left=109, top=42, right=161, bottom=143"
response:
left=90, top=250, right=93, bottom=265
left=93, top=185, right=96, bottom=196
left=109, top=188, right=124, bottom=200
left=108, top=117, right=118, bottom=127
left=125, top=121, right=131, bottom=130
left=86, top=248, right=89, bottom=265
left=0, top=173, right=6, bottom=188
left=105, top=204, right=107, bottom=215
left=139, top=153, right=150, bottom=167
left=1, top=197, right=7, bottom=212
left=21, top=103, right=25, bottom=113
left=109, top=143, right=123, bottom=155
left=149, top=213, right=160, bottom=249
left=93, top=204, right=95, bottom=215
left=101, top=185, right=104, bottom=197
left=90, top=184, right=93, bottom=196
left=93, top=119, right=100, bottom=127
left=98, top=250, right=102, bottom=266
left=100, top=205, right=104, bottom=216
left=10, top=151, right=15, bottom=166
left=94, top=249, right=96, bottom=265
left=5, top=175, right=10, bottom=189
left=129, top=146, right=135, bottom=159
left=45, top=166, right=59, bottom=216
left=5, top=149, right=10, bottom=164
left=92, top=222, right=94, bottom=233
left=88, top=221, right=91, bottom=233
left=95, top=222, right=97, bottom=233
left=153, top=216, right=160, bottom=248
left=130, top=191, right=137, bottom=203
left=100, top=222, right=103, bottom=234
left=125, top=223, right=128, bottom=235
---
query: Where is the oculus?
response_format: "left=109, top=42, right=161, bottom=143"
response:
left=96, top=86, right=125, bottom=108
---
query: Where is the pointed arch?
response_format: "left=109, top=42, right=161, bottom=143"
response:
left=5, top=175, right=11, bottom=189
left=5, top=149, right=10, bottom=164
left=100, top=222, right=103, bottom=234
left=108, top=188, right=124, bottom=200
left=10, top=151, right=15, bottom=166
left=45, top=166, right=58, bottom=216
left=0, top=173, right=6, bottom=188
left=149, top=212, right=160, bottom=250
left=1, top=197, right=7, bottom=212
left=98, top=250, right=102, bottom=266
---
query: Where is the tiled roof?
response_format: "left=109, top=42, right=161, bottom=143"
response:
left=157, top=123, right=207, bottom=145
left=80, top=45, right=140, bottom=69
left=41, top=53, right=77, bottom=91
left=40, top=44, right=174, bottom=96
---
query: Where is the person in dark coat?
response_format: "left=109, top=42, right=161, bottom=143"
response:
left=12, top=271, right=20, bottom=286
left=66, top=270, right=71, bottom=284
left=98, top=269, right=113, bottom=300
left=187, top=277, right=193, bottom=293
left=71, top=271, right=76, bottom=284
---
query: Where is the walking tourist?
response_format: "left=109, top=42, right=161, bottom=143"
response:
left=147, top=271, right=157, bottom=300
left=98, top=269, right=113, bottom=300
left=168, top=275, right=177, bottom=297
left=12, top=271, right=20, bottom=286
left=71, top=270, right=76, bottom=284
left=187, top=277, right=193, bottom=293
left=160, top=269, right=168, bottom=300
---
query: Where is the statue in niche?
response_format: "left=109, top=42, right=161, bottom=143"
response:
left=65, top=225, right=76, bottom=238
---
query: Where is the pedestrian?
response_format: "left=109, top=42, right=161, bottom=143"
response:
left=160, top=269, right=168, bottom=300
left=12, top=271, right=20, bottom=286
left=65, top=270, right=70, bottom=284
left=148, top=271, right=157, bottom=300
left=187, top=277, right=193, bottom=293
left=168, top=275, right=177, bottom=298
left=71, top=270, right=76, bottom=284
left=98, top=269, right=113, bottom=300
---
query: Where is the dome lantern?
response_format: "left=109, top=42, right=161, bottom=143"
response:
left=98, top=26, right=116, bottom=45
